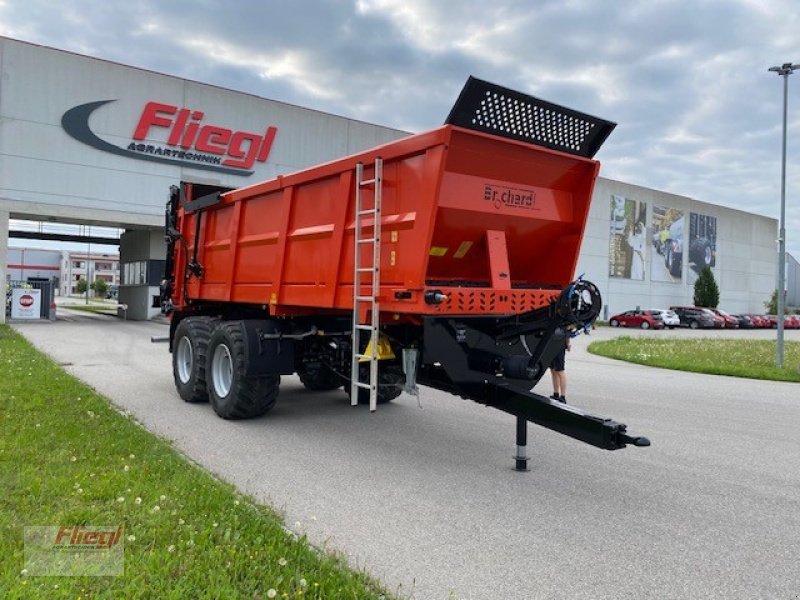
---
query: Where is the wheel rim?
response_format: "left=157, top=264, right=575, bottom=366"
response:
left=176, top=336, right=193, bottom=384
left=642, top=321, right=650, bottom=329
left=611, top=320, right=618, bottom=327
left=212, top=343, right=234, bottom=398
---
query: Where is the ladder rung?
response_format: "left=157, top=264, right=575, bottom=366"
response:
left=355, top=324, right=374, bottom=331
left=357, top=238, right=377, bottom=244
left=354, top=382, right=373, bottom=389
left=356, top=267, right=375, bottom=273
left=355, top=354, right=377, bottom=361
left=355, top=295, right=374, bottom=302
left=357, top=209, right=377, bottom=216
left=360, top=178, right=377, bottom=186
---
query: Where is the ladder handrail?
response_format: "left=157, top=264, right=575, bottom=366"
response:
left=351, top=159, right=382, bottom=412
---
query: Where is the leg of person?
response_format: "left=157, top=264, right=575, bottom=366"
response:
left=550, top=368, right=560, bottom=399
left=556, top=370, right=567, bottom=403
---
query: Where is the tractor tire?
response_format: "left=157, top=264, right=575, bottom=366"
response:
left=690, top=238, right=713, bottom=268
left=667, top=247, right=682, bottom=277
left=298, top=362, right=343, bottom=391
left=172, top=316, right=216, bottom=403
left=206, top=321, right=280, bottom=419
left=347, top=365, right=404, bottom=405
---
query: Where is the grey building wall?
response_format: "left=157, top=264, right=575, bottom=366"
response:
left=6, top=247, right=62, bottom=281
left=577, top=177, right=777, bottom=316
left=786, top=253, right=800, bottom=308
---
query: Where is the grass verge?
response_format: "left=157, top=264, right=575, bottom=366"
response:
left=588, top=336, right=800, bottom=382
left=0, top=325, right=396, bottom=599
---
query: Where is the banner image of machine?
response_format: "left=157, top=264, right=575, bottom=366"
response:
left=609, top=194, right=647, bottom=280
left=687, top=213, right=718, bottom=284
left=651, top=206, right=685, bottom=283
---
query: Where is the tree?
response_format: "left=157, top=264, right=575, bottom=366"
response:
left=76, top=278, right=88, bottom=295
left=764, top=289, right=779, bottom=315
left=693, top=266, right=720, bottom=308
left=91, top=278, right=108, bottom=298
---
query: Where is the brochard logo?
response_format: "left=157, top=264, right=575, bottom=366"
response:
left=62, top=100, right=278, bottom=176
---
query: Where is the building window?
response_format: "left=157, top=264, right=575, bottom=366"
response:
left=72, top=260, right=85, bottom=269
left=123, top=261, right=147, bottom=285
left=95, top=261, right=113, bottom=271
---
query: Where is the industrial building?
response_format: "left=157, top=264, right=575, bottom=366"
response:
left=0, top=36, right=780, bottom=322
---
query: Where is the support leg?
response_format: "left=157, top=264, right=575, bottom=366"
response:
left=514, top=415, right=529, bottom=471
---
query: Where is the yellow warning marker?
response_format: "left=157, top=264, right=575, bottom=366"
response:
left=453, top=241, right=473, bottom=259
left=429, top=246, right=448, bottom=257
left=359, top=335, right=396, bottom=362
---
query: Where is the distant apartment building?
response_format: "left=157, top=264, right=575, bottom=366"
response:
left=60, top=251, right=120, bottom=296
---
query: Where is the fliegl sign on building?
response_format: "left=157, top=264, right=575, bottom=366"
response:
left=62, top=100, right=278, bottom=176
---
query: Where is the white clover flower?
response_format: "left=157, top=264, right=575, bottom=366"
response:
left=123, top=465, right=130, bottom=472
left=87, top=410, right=95, bottom=418
left=129, top=454, right=135, bottom=459
left=20, top=568, right=28, bottom=576
left=187, top=539, right=194, bottom=547
left=160, top=495, right=166, bottom=501
left=267, top=590, right=277, bottom=599
left=127, top=535, right=136, bottom=542
left=178, top=518, right=185, bottom=525
left=150, top=505, right=160, bottom=513
left=134, top=497, right=142, bottom=505
left=117, top=497, right=125, bottom=503
left=299, top=578, right=307, bottom=588
left=77, top=488, right=83, bottom=494
left=234, top=499, right=240, bottom=506
left=278, top=558, right=287, bottom=566
left=70, top=456, right=77, bottom=462
left=212, top=522, right=218, bottom=528
left=167, top=544, right=175, bottom=553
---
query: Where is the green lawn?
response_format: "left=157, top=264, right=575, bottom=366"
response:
left=588, top=336, right=800, bottom=382
left=0, top=325, right=396, bottom=599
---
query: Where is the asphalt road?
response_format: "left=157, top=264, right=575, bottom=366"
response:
left=13, top=311, right=800, bottom=600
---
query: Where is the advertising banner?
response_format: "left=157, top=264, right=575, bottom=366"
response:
left=651, top=206, right=685, bottom=282
left=11, top=288, right=42, bottom=319
left=609, top=194, right=647, bottom=280
left=687, top=213, right=717, bottom=285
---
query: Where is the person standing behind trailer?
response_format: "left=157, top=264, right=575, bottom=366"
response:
left=550, top=335, right=571, bottom=403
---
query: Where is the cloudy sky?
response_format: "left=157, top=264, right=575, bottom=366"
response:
left=2, top=0, right=799, bottom=257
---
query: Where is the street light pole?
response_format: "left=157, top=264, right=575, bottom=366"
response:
left=768, top=62, right=799, bottom=368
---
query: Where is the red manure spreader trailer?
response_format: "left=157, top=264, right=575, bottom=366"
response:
left=161, top=78, right=649, bottom=469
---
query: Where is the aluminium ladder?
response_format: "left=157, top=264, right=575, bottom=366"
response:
left=351, top=159, right=383, bottom=412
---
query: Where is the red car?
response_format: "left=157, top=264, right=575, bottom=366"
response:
left=709, top=308, right=739, bottom=328
left=698, top=308, right=725, bottom=328
left=609, top=310, right=665, bottom=329
left=746, top=314, right=769, bottom=328
left=767, top=314, right=800, bottom=329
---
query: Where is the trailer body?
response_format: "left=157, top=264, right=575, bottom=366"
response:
left=163, top=78, right=649, bottom=467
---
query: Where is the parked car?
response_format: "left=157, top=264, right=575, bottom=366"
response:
left=785, top=315, right=800, bottom=329
left=670, top=306, right=716, bottom=329
left=709, top=308, right=739, bottom=328
left=730, top=314, right=754, bottom=329
left=745, top=314, right=769, bottom=328
left=609, top=309, right=665, bottom=330
left=649, top=308, right=680, bottom=329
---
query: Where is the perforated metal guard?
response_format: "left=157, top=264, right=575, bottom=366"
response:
left=445, top=76, right=616, bottom=158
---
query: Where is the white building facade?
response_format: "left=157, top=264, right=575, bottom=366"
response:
left=0, top=36, right=778, bottom=321
left=60, top=251, right=120, bottom=296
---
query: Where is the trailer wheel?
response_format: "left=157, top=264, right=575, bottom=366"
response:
left=172, top=316, right=216, bottom=403
left=347, top=366, right=404, bottom=405
left=207, top=321, right=280, bottom=419
left=298, top=363, right=343, bottom=391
